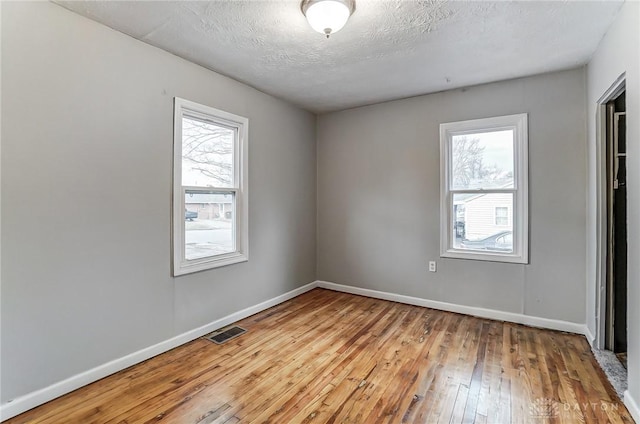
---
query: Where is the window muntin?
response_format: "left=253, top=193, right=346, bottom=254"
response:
left=440, top=114, right=528, bottom=264
left=173, top=98, right=248, bottom=275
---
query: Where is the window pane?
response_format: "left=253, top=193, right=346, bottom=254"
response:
left=182, top=116, right=234, bottom=188
left=185, top=190, right=235, bottom=260
left=495, top=206, right=509, bottom=226
left=451, top=130, right=514, bottom=190
left=453, top=193, right=513, bottom=253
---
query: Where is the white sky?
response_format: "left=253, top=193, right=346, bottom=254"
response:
left=470, top=130, right=513, bottom=171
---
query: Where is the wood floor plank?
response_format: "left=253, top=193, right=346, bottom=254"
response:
left=281, top=305, right=414, bottom=423
left=353, top=309, right=432, bottom=423
left=475, top=321, right=501, bottom=422
left=129, top=295, right=382, bottom=424
left=399, top=313, right=453, bottom=422
left=250, top=302, right=404, bottom=423
left=4, top=289, right=633, bottom=424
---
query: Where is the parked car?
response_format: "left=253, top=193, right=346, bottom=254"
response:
left=460, top=231, right=512, bottom=252
left=185, top=209, right=198, bottom=221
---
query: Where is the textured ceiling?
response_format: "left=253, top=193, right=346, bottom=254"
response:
left=55, top=0, right=623, bottom=113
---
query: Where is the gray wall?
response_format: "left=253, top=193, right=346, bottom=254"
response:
left=0, top=2, right=316, bottom=403
left=317, top=68, right=587, bottom=324
left=587, top=1, right=639, bottom=415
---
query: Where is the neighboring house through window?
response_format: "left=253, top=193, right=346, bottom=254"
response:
left=440, top=113, right=528, bottom=263
left=173, top=98, right=248, bottom=276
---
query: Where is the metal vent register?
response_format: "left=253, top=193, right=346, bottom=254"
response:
left=205, top=326, right=247, bottom=344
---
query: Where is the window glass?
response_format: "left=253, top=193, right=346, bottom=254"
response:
left=451, top=130, right=514, bottom=190
left=182, top=116, right=235, bottom=188
left=495, top=207, right=509, bottom=226
left=184, top=191, right=235, bottom=260
left=452, top=193, right=513, bottom=253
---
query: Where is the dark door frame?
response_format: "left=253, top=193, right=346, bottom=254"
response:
left=594, top=74, right=626, bottom=350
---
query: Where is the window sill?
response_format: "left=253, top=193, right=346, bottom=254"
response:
left=174, top=252, right=248, bottom=276
left=441, top=249, right=528, bottom=264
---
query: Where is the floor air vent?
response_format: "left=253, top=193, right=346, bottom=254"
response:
left=205, top=326, right=247, bottom=345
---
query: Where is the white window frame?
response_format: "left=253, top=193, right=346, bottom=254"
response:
left=172, top=98, right=249, bottom=276
left=440, top=113, right=528, bottom=264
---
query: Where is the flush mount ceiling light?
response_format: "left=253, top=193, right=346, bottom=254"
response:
left=301, top=0, right=355, bottom=38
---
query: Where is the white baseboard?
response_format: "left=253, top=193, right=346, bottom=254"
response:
left=625, top=390, right=640, bottom=423
left=0, top=282, right=318, bottom=421
left=316, top=281, right=589, bottom=337
left=584, top=326, right=596, bottom=347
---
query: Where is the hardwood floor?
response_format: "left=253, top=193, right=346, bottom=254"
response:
left=5, top=289, right=633, bottom=423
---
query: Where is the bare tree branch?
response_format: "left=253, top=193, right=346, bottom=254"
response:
left=452, top=136, right=507, bottom=188
left=182, top=118, right=233, bottom=186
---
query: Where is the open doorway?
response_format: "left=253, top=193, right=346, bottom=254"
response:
left=604, top=89, right=627, bottom=367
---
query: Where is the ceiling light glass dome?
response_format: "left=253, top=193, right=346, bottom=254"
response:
left=302, top=0, right=355, bottom=38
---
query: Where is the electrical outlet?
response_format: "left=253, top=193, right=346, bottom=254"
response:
left=429, top=261, right=437, bottom=272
